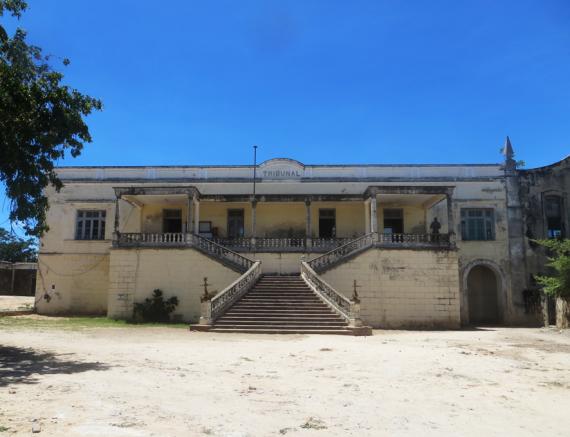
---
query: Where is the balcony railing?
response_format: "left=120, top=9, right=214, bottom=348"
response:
left=115, top=232, right=254, bottom=273
left=116, top=232, right=451, bottom=253
left=377, top=233, right=451, bottom=248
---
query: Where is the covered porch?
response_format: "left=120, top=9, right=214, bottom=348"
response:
left=112, top=185, right=455, bottom=252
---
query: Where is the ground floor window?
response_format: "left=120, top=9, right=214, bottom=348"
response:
left=75, top=210, right=106, bottom=240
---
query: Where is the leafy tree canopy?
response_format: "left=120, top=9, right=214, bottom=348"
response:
left=0, top=0, right=102, bottom=236
left=0, top=227, right=37, bottom=262
left=535, top=239, right=570, bottom=298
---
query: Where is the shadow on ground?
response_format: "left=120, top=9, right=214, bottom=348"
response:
left=0, top=345, right=111, bottom=387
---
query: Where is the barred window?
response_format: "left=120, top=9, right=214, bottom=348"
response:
left=461, top=209, right=495, bottom=241
left=75, top=210, right=106, bottom=240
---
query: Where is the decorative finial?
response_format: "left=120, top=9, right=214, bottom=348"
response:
left=501, top=136, right=517, bottom=174
left=502, top=136, right=514, bottom=160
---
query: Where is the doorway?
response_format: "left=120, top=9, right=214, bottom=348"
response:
left=319, top=209, right=336, bottom=238
left=467, top=265, right=500, bottom=324
left=227, top=209, right=245, bottom=238
left=163, top=209, right=182, bottom=233
left=383, top=208, right=403, bottom=234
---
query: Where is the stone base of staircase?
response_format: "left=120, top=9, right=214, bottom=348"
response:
left=189, top=275, right=372, bottom=336
left=190, top=325, right=373, bottom=336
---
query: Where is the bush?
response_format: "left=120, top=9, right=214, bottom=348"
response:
left=133, top=289, right=179, bottom=322
left=535, top=239, right=570, bottom=298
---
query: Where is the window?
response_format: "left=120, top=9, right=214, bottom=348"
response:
left=545, top=196, right=563, bottom=239
left=163, top=209, right=182, bottom=233
left=461, top=209, right=495, bottom=241
left=75, top=210, right=106, bottom=240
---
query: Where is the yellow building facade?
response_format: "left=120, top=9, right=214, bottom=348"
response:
left=36, top=152, right=562, bottom=329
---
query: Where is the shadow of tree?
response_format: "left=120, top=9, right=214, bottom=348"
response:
left=0, top=345, right=111, bottom=387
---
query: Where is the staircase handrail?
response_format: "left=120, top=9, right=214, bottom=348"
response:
left=190, top=234, right=255, bottom=273
left=307, top=232, right=376, bottom=273
left=301, top=261, right=361, bottom=326
left=200, top=260, right=262, bottom=324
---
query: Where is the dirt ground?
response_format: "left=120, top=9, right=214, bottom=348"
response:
left=1, top=319, right=569, bottom=437
left=0, top=296, right=34, bottom=313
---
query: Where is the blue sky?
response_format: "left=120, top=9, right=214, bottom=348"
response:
left=1, top=0, right=570, bottom=230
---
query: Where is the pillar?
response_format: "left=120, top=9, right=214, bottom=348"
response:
left=187, top=195, right=193, bottom=234
left=113, top=195, right=121, bottom=245
left=370, top=194, right=378, bottom=234
left=446, top=192, right=454, bottom=244
left=193, top=196, right=200, bottom=235
left=251, top=199, right=257, bottom=248
left=305, top=199, right=312, bottom=250
left=364, top=199, right=370, bottom=235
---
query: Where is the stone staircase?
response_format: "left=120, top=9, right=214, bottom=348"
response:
left=210, top=275, right=352, bottom=334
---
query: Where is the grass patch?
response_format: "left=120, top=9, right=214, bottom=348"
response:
left=0, top=315, right=188, bottom=330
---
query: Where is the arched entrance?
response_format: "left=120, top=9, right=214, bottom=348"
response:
left=467, top=264, right=500, bottom=324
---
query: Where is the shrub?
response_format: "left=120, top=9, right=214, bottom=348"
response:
left=535, top=239, right=570, bottom=298
left=133, top=289, right=179, bottom=322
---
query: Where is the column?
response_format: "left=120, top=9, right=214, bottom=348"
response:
left=446, top=192, right=455, bottom=245
left=193, top=196, right=200, bottom=235
left=364, top=199, right=370, bottom=235
left=305, top=199, right=312, bottom=250
left=113, top=195, right=121, bottom=245
left=251, top=199, right=257, bottom=249
left=370, top=194, right=378, bottom=234
left=187, top=195, right=193, bottom=233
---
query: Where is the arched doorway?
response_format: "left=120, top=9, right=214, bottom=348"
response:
left=467, top=265, right=500, bottom=324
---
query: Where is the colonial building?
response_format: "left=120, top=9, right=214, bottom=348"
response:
left=34, top=139, right=569, bottom=332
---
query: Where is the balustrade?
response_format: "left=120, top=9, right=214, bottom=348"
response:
left=300, top=261, right=360, bottom=326
left=201, top=261, right=262, bottom=324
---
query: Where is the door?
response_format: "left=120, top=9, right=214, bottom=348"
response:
left=383, top=208, right=403, bottom=234
left=319, top=209, right=336, bottom=238
left=163, top=209, right=182, bottom=233
left=467, top=265, right=499, bottom=324
left=227, top=209, right=245, bottom=238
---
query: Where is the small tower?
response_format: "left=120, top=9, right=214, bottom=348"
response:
left=502, top=136, right=516, bottom=174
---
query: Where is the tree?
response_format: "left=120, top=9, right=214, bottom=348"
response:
left=0, top=227, right=37, bottom=262
left=535, top=239, right=570, bottom=328
left=0, top=0, right=102, bottom=236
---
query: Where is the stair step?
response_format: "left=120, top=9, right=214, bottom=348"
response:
left=208, top=274, right=350, bottom=335
left=215, top=321, right=347, bottom=326
left=208, top=328, right=352, bottom=335
left=218, top=316, right=343, bottom=321
left=210, top=324, right=348, bottom=330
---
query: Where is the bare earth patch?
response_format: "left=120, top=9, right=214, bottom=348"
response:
left=0, top=320, right=569, bottom=436
left=0, top=296, right=34, bottom=313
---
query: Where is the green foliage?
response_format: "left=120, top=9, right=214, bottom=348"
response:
left=535, top=239, right=570, bottom=298
left=0, top=315, right=188, bottom=330
left=0, top=0, right=102, bottom=236
left=0, top=227, right=37, bottom=261
left=134, top=289, right=180, bottom=322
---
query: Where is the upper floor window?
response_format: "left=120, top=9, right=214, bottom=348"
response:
left=163, top=209, right=182, bottom=233
left=545, top=195, right=564, bottom=239
left=461, top=209, right=495, bottom=241
left=75, top=210, right=106, bottom=240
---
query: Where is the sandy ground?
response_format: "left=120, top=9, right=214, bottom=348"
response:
left=0, top=296, right=34, bottom=312
left=1, top=321, right=569, bottom=437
